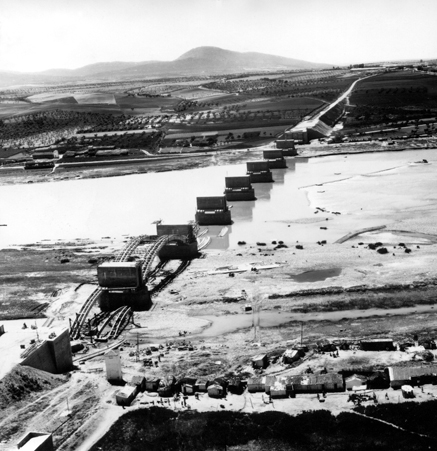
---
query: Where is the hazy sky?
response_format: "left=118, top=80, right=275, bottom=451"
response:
left=1, top=0, right=436, bottom=72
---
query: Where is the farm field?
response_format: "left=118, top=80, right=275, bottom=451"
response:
left=350, top=71, right=437, bottom=109
left=344, top=71, right=437, bottom=133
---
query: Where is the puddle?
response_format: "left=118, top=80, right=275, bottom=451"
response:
left=289, top=267, right=342, bottom=283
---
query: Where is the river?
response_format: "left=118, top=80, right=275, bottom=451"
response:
left=0, top=148, right=436, bottom=248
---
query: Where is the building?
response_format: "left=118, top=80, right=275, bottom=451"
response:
left=145, top=377, right=160, bottom=392
left=247, top=377, right=265, bottom=393
left=282, top=349, right=300, bottom=364
left=287, top=373, right=344, bottom=394
left=16, top=432, right=53, bottom=451
left=105, top=349, right=123, bottom=382
left=195, top=196, right=232, bottom=225
left=115, top=385, right=138, bottom=406
left=388, top=365, right=437, bottom=389
left=360, top=339, right=395, bottom=351
left=252, top=354, right=268, bottom=369
left=158, top=375, right=175, bottom=397
left=270, top=379, right=287, bottom=399
left=130, top=375, right=146, bottom=392
left=263, top=375, right=277, bottom=394
left=224, top=176, right=256, bottom=201
left=195, top=379, right=211, bottom=392
left=207, top=383, right=224, bottom=398
left=345, top=374, right=367, bottom=391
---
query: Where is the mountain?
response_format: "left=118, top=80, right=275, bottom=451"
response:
left=110, top=47, right=330, bottom=79
left=0, top=46, right=330, bottom=86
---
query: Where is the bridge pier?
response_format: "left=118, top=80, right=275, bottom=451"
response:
left=247, top=161, right=274, bottom=183
left=98, top=287, right=151, bottom=312
left=156, top=224, right=199, bottom=260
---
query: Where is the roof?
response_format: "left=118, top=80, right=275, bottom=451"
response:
left=247, top=377, right=263, bottom=384
left=252, top=354, right=267, bottom=361
left=286, top=373, right=343, bottom=386
left=99, top=262, right=139, bottom=268
left=361, top=339, right=394, bottom=343
left=345, top=374, right=367, bottom=382
left=388, top=365, right=437, bottom=381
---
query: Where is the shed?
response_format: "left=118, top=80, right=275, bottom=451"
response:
left=207, top=383, right=224, bottom=398
left=282, top=349, right=300, bottom=364
left=252, top=354, right=268, bottom=369
left=145, top=377, right=160, bottom=392
left=345, top=374, right=367, bottom=391
left=247, top=377, right=265, bottom=393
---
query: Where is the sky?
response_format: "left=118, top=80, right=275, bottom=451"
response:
left=0, top=0, right=436, bottom=72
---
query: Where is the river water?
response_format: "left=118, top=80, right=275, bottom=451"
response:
left=0, top=148, right=436, bottom=248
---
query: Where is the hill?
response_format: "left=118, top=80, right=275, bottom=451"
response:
left=0, top=46, right=330, bottom=86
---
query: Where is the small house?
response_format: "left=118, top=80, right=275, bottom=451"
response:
left=145, top=377, right=160, bottom=392
left=178, top=376, right=198, bottom=395
left=116, top=385, right=138, bottom=406
left=345, top=374, right=367, bottom=391
left=282, top=349, right=300, bottom=364
left=252, top=354, right=268, bottom=369
left=247, top=377, right=265, bottom=393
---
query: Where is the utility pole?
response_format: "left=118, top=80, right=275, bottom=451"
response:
left=301, top=322, right=303, bottom=347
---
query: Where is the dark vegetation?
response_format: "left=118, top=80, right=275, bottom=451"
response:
left=356, top=400, right=437, bottom=439
left=0, top=365, right=66, bottom=410
left=90, top=406, right=435, bottom=450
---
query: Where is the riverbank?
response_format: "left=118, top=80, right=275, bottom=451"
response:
left=0, top=137, right=435, bottom=187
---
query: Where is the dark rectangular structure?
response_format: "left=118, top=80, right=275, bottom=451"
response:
left=224, top=176, right=256, bottom=201
left=157, top=224, right=195, bottom=242
left=195, top=196, right=232, bottom=225
left=263, top=150, right=287, bottom=168
left=360, top=339, right=395, bottom=351
left=156, top=223, right=199, bottom=259
left=246, top=161, right=273, bottom=183
left=97, top=262, right=143, bottom=289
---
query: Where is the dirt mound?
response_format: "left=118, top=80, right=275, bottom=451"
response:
left=0, top=364, right=67, bottom=409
